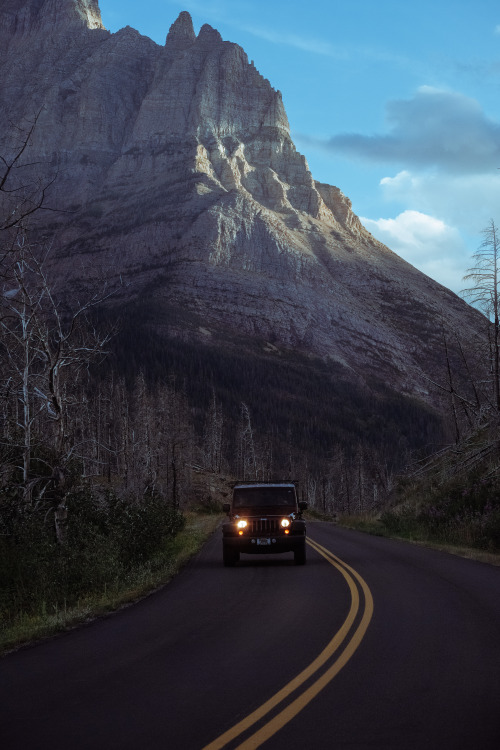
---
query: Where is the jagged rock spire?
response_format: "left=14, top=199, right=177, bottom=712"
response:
left=197, top=23, right=222, bottom=46
left=165, top=11, right=195, bottom=50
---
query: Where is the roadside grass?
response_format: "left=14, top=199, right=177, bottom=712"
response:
left=0, top=512, right=222, bottom=657
left=335, top=513, right=500, bottom=566
left=306, top=510, right=388, bottom=538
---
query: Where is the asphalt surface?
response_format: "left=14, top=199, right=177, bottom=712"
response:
left=0, top=522, right=499, bottom=749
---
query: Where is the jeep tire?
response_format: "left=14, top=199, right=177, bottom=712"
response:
left=294, top=540, right=306, bottom=566
left=223, top=544, right=239, bottom=567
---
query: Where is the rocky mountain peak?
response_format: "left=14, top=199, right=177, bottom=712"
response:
left=0, top=2, right=487, bottom=412
left=165, top=10, right=195, bottom=50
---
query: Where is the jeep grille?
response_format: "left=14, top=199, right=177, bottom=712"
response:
left=249, top=518, right=280, bottom=534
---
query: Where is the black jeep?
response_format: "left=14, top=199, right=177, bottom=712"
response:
left=222, top=481, right=307, bottom=566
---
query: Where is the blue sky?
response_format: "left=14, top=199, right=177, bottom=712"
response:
left=98, top=0, right=500, bottom=293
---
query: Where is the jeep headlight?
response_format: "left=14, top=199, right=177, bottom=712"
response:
left=236, top=519, right=248, bottom=529
left=280, top=518, right=291, bottom=528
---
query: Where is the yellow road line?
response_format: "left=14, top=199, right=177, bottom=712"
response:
left=234, top=541, right=374, bottom=749
left=202, top=537, right=373, bottom=750
left=309, top=539, right=374, bottom=617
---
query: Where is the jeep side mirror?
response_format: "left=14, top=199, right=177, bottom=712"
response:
left=298, top=501, right=308, bottom=511
left=222, top=503, right=231, bottom=514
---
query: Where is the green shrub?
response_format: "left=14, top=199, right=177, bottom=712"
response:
left=382, top=474, right=500, bottom=551
left=0, top=487, right=185, bottom=623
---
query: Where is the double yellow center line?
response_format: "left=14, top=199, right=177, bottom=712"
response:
left=203, top=537, right=374, bottom=750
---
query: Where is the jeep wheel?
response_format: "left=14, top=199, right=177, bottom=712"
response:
left=223, top=545, right=239, bottom=567
left=294, top=540, right=306, bottom=566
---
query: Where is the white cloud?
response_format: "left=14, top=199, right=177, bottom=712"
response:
left=379, top=170, right=500, bottom=234
left=361, top=210, right=469, bottom=292
left=358, top=168, right=500, bottom=294
left=301, top=83, right=500, bottom=292
left=324, top=86, right=500, bottom=173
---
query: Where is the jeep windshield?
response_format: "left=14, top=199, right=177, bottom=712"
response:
left=233, top=486, right=296, bottom=508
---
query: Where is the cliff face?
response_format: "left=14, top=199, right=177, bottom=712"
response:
left=0, top=1, right=485, bottom=403
left=0, top=0, right=103, bottom=33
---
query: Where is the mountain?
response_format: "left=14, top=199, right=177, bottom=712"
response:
left=0, top=1, right=486, bottom=465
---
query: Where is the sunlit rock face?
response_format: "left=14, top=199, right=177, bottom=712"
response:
left=0, top=1, right=485, bottom=400
left=0, top=0, right=104, bottom=40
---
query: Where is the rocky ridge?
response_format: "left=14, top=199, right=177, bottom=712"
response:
left=0, top=1, right=486, bottom=404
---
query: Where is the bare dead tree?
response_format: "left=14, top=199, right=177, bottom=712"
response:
left=202, top=388, right=224, bottom=473
left=0, top=109, right=58, bottom=236
left=0, top=230, right=113, bottom=538
left=443, top=331, right=461, bottom=442
left=409, top=222, right=500, bottom=484
left=420, top=326, right=487, bottom=442
left=462, top=219, right=500, bottom=411
left=237, top=402, right=257, bottom=479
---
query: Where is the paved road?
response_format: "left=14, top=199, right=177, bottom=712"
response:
left=1, top=522, right=499, bottom=749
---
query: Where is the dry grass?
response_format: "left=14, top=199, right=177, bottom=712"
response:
left=337, top=514, right=500, bottom=566
left=0, top=512, right=222, bottom=657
